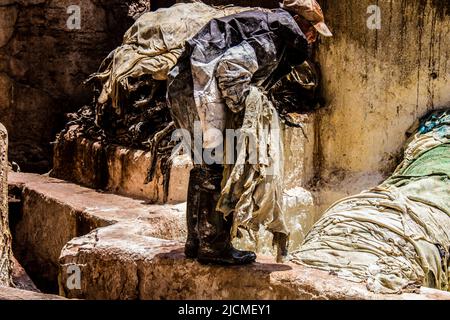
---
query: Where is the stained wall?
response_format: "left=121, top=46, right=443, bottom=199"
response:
left=314, top=0, right=450, bottom=212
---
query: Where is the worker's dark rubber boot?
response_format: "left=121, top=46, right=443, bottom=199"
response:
left=184, top=167, right=203, bottom=259
left=193, top=168, right=256, bottom=265
left=185, top=166, right=227, bottom=258
left=197, top=210, right=257, bottom=265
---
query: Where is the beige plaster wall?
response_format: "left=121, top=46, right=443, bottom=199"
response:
left=314, top=0, right=450, bottom=212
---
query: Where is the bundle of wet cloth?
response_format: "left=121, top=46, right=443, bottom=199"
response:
left=168, top=7, right=316, bottom=261
left=83, top=2, right=250, bottom=149
left=61, top=1, right=325, bottom=262
left=292, top=109, right=450, bottom=293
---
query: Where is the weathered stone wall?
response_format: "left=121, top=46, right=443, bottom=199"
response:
left=0, top=0, right=140, bottom=173
left=314, top=0, right=450, bottom=212
left=0, top=122, right=12, bottom=286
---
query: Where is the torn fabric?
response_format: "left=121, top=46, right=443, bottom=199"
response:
left=169, top=8, right=308, bottom=148
left=218, top=86, right=287, bottom=240
left=168, top=9, right=308, bottom=256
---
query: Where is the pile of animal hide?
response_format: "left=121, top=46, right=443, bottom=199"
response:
left=57, top=2, right=251, bottom=182
left=56, top=2, right=322, bottom=259
left=292, top=109, right=450, bottom=294
left=168, top=7, right=321, bottom=259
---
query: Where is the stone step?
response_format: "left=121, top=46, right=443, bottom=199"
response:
left=51, top=136, right=192, bottom=204
left=9, top=172, right=450, bottom=300
left=0, top=286, right=66, bottom=300
left=11, top=256, right=40, bottom=293
left=7, top=172, right=315, bottom=294
left=59, top=222, right=450, bottom=300
left=9, top=172, right=186, bottom=292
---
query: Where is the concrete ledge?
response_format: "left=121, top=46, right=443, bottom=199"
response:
left=9, top=172, right=186, bottom=292
left=9, top=173, right=450, bottom=300
left=8, top=171, right=318, bottom=293
left=51, top=136, right=191, bottom=204
left=0, top=286, right=66, bottom=300
left=59, top=223, right=450, bottom=300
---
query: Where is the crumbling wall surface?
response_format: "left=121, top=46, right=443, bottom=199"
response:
left=315, top=0, right=450, bottom=211
left=0, top=123, right=12, bottom=286
left=0, top=0, right=138, bottom=173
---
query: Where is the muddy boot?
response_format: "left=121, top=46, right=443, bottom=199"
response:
left=198, top=211, right=257, bottom=265
left=184, top=167, right=203, bottom=258
left=185, top=166, right=226, bottom=258
left=193, top=167, right=256, bottom=265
